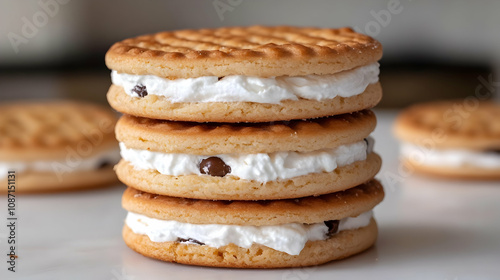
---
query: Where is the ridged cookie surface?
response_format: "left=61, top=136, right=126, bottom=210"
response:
left=394, top=101, right=500, bottom=150
left=116, top=110, right=376, bottom=154
left=122, top=180, right=384, bottom=226
left=0, top=101, right=117, bottom=161
left=106, top=26, right=382, bottom=78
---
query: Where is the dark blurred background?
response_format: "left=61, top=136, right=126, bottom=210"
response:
left=1, top=0, right=499, bottom=107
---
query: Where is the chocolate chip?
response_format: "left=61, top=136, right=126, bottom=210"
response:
left=199, top=157, right=231, bottom=177
left=324, top=220, right=340, bottom=236
left=97, top=161, right=112, bottom=169
left=364, top=136, right=375, bottom=154
left=132, top=84, right=148, bottom=97
left=177, top=238, right=205, bottom=245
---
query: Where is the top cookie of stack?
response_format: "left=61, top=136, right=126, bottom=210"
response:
left=106, top=26, right=382, bottom=122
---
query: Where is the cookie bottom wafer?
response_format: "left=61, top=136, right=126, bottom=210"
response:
left=402, top=159, right=500, bottom=180
left=123, top=219, right=377, bottom=268
left=107, top=83, right=382, bottom=122
left=0, top=167, right=118, bottom=194
left=115, top=153, right=381, bottom=200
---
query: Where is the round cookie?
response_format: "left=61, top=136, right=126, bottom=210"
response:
left=105, top=26, right=382, bottom=122
left=394, top=101, right=500, bottom=150
left=116, top=110, right=379, bottom=199
left=107, top=82, right=382, bottom=123
left=106, top=26, right=382, bottom=78
left=122, top=180, right=384, bottom=226
left=116, top=110, right=376, bottom=154
left=122, top=218, right=378, bottom=268
left=0, top=101, right=120, bottom=193
left=394, top=101, right=500, bottom=179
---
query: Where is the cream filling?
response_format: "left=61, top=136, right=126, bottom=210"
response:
left=119, top=140, right=368, bottom=182
left=125, top=211, right=373, bottom=255
left=0, top=148, right=121, bottom=178
left=111, top=63, right=379, bottom=104
left=400, top=142, right=500, bottom=169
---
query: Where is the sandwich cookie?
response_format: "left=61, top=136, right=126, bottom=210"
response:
left=122, top=180, right=384, bottom=268
left=394, top=101, right=500, bottom=179
left=0, top=102, right=121, bottom=193
left=115, top=110, right=381, bottom=200
left=106, top=26, right=383, bottom=122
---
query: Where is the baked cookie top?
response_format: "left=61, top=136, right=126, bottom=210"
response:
left=116, top=110, right=376, bottom=154
left=0, top=101, right=118, bottom=161
left=394, top=101, right=500, bottom=150
left=122, top=179, right=384, bottom=226
left=106, top=26, right=382, bottom=78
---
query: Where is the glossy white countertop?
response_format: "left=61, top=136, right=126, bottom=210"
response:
left=1, top=110, right=500, bottom=280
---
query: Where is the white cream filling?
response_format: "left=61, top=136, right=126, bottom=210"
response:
left=126, top=211, right=373, bottom=255
left=119, top=140, right=368, bottom=182
left=0, top=148, right=121, bottom=178
left=400, top=142, right=500, bottom=169
left=111, top=63, right=379, bottom=104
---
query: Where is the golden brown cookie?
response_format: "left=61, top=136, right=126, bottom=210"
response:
left=394, top=101, right=500, bottom=179
left=116, top=110, right=376, bottom=154
left=0, top=101, right=120, bottom=193
left=107, top=82, right=382, bottom=123
left=122, top=180, right=384, bottom=226
left=115, top=152, right=381, bottom=200
left=394, top=101, right=500, bottom=150
left=402, top=158, right=500, bottom=180
left=1, top=166, right=118, bottom=194
left=122, top=218, right=378, bottom=268
left=106, top=26, right=382, bottom=79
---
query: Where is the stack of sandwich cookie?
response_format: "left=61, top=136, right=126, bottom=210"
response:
left=394, top=101, right=500, bottom=179
left=105, top=26, right=385, bottom=267
left=0, top=102, right=120, bottom=193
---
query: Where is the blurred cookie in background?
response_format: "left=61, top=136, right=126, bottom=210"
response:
left=0, top=101, right=121, bottom=193
left=394, top=101, right=500, bottom=180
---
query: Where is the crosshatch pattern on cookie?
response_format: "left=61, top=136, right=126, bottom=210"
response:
left=122, top=180, right=384, bottom=226
left=106, top=26, right=382, bottom=78
left=116, top=110, right=376, bottom=154
left=0, top=102, right=117, bottom=160
left=395, top=101, right=500, bottom=149
left=111, top=26, right=380, bottom=59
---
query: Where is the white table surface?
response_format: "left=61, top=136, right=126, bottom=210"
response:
left=1, top=110, right=500, bottom=280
